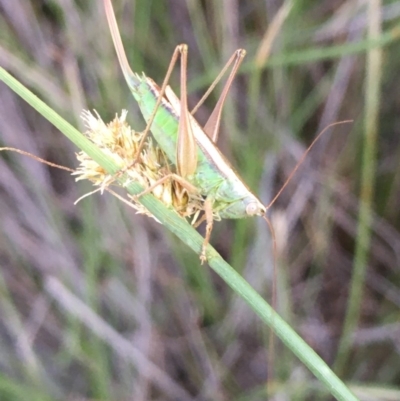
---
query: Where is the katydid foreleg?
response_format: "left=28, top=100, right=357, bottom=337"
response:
left=201, top=198, right=215, bottom=263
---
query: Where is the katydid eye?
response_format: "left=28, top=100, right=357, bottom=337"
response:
left=246, top=202, right=259, bottom=216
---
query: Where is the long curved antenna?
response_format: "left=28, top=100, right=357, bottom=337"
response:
left=262, top=120, right=351, bottom=392
left=266, top=120, right=353, bottom=210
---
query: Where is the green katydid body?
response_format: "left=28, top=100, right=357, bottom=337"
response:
left=103, top=0, right=265, bottom=220
left=131, top=74, right=265, bottom=219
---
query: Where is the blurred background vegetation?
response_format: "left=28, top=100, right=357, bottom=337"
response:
left=0, top=0, right=399, bottom=400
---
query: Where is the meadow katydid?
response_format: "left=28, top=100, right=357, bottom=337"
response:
left=104, top=0, right=267, bottom=262
left=103, top=0, right=351, bottom=263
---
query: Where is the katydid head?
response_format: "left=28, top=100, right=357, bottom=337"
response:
left=216, top=192, right=265, bottom=219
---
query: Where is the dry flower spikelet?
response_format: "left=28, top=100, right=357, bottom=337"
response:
left=73, top=110, right=204, bottom=222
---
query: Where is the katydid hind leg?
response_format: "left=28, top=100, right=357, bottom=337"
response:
left=191, top=49, right=246, bottom=143
left=176, top=45, right=198, bottom=179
